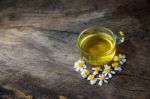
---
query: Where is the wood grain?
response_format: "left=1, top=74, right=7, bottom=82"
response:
left=0, top=0, right=150, bottom=99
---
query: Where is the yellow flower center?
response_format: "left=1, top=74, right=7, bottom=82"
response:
left=114, top=56, right=120, bottom=61
left=112, top=62, right=119, bottom=67
left=89, top=75, right=95, bottom=80
left=105, top=69, right=111, bottom=73
left=84, top=70, right=89, bottom=76
left=95, top=67, right=100, bottom=72
left=77, top=62, right=83, bottom=68
left=99, top=75, right=105, bottom=81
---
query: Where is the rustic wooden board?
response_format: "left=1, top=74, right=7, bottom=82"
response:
left=0, top=0, right=150, bottom=99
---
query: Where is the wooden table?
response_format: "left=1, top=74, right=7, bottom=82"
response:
left=0, top=0, right=150, bottom=99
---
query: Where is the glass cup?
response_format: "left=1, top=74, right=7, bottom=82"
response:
left=77, top=26, right=124, bottom=66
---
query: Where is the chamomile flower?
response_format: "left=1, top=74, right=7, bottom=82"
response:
left=74, top=60, right=86, bottom=72
left=81, top=69, right=90, bottom=78
left=112, top=61, right=122, bottom=72
left=114, top=54, right=126, bottom=65
left=119, top=54, right=126, bottom=65
left=98, top=74, right=109, bottom=86
left=87, top=74, right=97, bottom=85
left=103, top=65, right=115, bottom=78
left=92, top=67, right=102, bottom=75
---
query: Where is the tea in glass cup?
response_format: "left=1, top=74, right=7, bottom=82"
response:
left=77, top=26, right=124, bottom=66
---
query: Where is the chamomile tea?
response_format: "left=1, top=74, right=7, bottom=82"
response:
left=78, top=32, right=116, bottom=66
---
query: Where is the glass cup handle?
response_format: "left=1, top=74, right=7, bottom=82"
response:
left=115, top=31, right=125, bottom=45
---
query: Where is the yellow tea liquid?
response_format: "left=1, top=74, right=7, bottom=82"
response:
left=79, top=33, right=116, bottom=66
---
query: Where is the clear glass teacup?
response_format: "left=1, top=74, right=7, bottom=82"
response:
left=77, top=26, right=124, bottom=66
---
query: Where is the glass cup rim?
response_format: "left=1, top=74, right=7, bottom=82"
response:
left=77, top=26, right=116, bottom=56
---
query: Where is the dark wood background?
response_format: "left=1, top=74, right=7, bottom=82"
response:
left=0, top=0, right=150, bottom=99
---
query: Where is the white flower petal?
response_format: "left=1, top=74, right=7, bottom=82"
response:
left=93, top=72, right=98, bottom=75
left=90, top=79, right=97, bottom=85
left=111, top=71, right=115, bottom=74
left=108, top=73, right=112, bottom=78
left=104, top=80, right=108, bottom=83
left=120, top=61, right=123, bottom=65
left=119, top=54, right=121, bottom=57
left=102, top=71, right=106, bottom=74
left=92, top=68, right=95, bottom=70
left=104, top=65, right=108, bottom=68
left=75, top=68, right=80, bottom=72
left=83, top=65, right=87, bottom=69
left=87, top=76, right=90, bottom=80
left=103, top=73, right=107, bottom=76
left=78, top=60, right=82, bottom=63
left=121, top=54, right=126, bottom=59
left=81, top=71, right=86, bottom=76
left=74, top=63, right=77, bottom=68
left=80, top=68, right=84, bottom=72
left=118, top=67, right=122, bottom=71
left=105, top=77, right=109, bottom=79
left=122, top=59, right=126, bottom=63
left=98, top=81, right=103, bottom=86
left=81, top=73, right=84, bottom=77
left=81, top=75, right=86, bottom=78
left=114, top=67, right=119, bottom=70
left=74, top=62, right=78, bottom=65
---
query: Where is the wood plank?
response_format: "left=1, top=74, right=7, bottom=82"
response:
left=0, top=0, right=150, bottom=99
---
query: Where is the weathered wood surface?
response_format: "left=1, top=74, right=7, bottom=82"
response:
left=0, top=0, right=150, bottom=99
